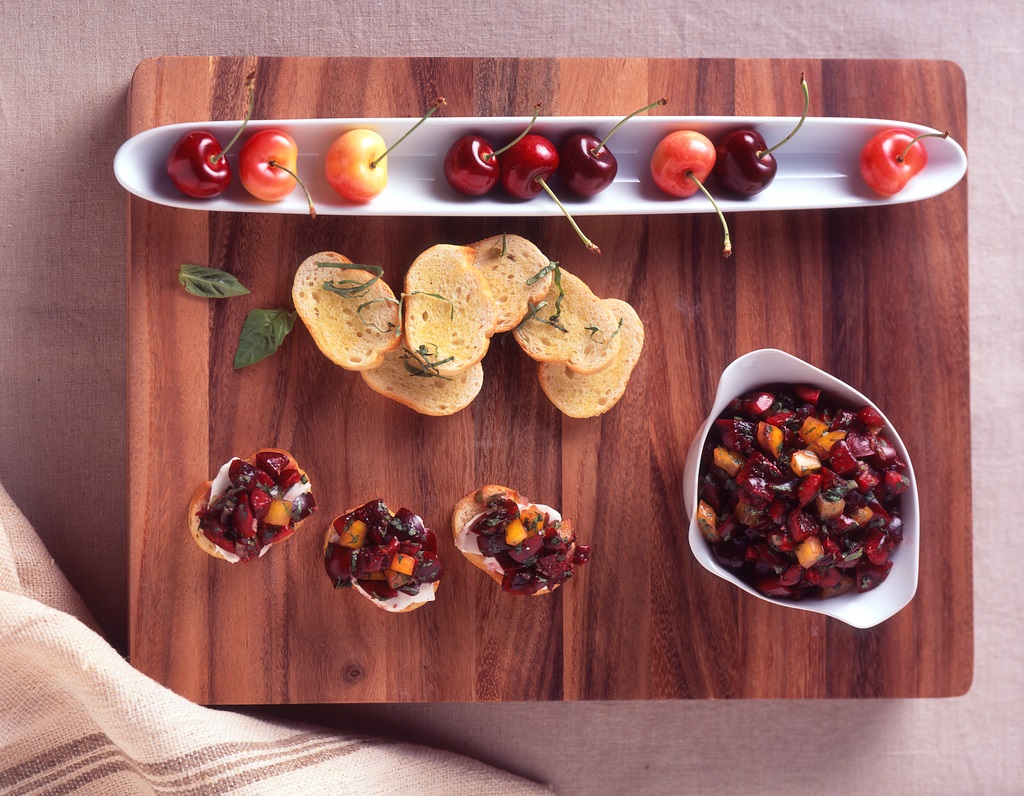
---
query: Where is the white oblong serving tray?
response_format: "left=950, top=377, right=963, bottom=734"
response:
left=113, top=115, right=967, bottom=217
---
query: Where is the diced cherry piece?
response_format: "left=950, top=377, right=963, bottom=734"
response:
left=857, top=405, right=885, bottom=430
left=359, top=579, right=399, bottom=601
left=290, top=492, right=316, bottom=521
left=699, top=476, right=725, bottom=514
left=766, top=497, right=787, bottom=524
left=537, top=553, right=573, bottom=583
left=508, top=535, right=545, bottom=563
left=854, top=463, right=880, bottom=493
left=866, top=496, right=891, bottom=524
left=228, top=458, right=260, bottom=487
left=736, top=452, right=782, bottom=484
left=715, top=418, right=757, bottom=454
left=831, top=408, right=857, bottom=430
left=828, top=440, right=859, bottom=475
left=420, top=529, right=438, bottom=554
left=255, top=450, right=291, bottom=477
left=740, top=391, right=775, bottom=418
left=277, top=468, right=303, bottom=492
left=845, top=431, right=876, bottom=459
left=203, top=528, right=235, bottom=554
left=572, top=544, right=591, bottom=565
left=354, top=546, right=389, bottom=576
left=794, top=385, right=821, bottom=405
left=503, top=569, right=541, bottom=595
left=234, top=535, right=261, bottom=562
left=836, top=542, right=864, bottom=568
left=413, top=551, right=443, bottom=583
left=829, top=512, right=857, bottom=535
left=232, top=497, right=257, bottom=538
left=248, top=489, right=271, bottom=519
left=788, top=509, right=817, bottom=543
left=872, top=435, right=897, bottom=466
left=764, top=410, right=796, bottom=426
left=712, top=538, right=747, bottom=569
left=884, top=468, right=910, bottom=497
left=780, top=564, right=803, bottom=586
left=262, top=524, right=294, bottom=546
left=393, top=507, right=427, bottom=541
left=856, top=560, right=892, bottom=592
left=757, top=574, right=795, bottom=598
left=478, top=532, right=511, bottom=557
left=817, top=467, right=845, bottom=494
left=887, top=511, right=904, bottom=542
left=797, top=473, right=823, bottom=507
left=820, top=535, right=842, bottom=563
left=816, top=566, right=841, bottom=589
left=864, top=527, right=895, bottom=565
left=739, top=477, right=773, bottom=510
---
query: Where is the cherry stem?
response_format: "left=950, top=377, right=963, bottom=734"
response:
left=211, top=70, right=256, bottom=166
left=370, top=97, right=446, bottom=169
left=535, top=177, right=600, bottom=255
left=896, top=129, right=949, bottom=163
left=687, top=171, right=731, bottom=258
left=268, top=160, right=316, bottom=218
left=490, top=103, right=543, bottom=160
left=758, top=71, right=809, bottom=160
left=593, top=97, right=668, bottom=155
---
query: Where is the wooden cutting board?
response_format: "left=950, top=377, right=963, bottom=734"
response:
left=126, top=57, right=972, bottom=703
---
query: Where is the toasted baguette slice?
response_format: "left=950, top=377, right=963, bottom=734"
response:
left=468, top=234, right=553, bottom=333
left=538, top=298, right=645, bottom=417
left=360, top=346, right=483, bottom=416
left=402, top=244, right=498, bottom=377
left=451, top=485, right=582, bottom=596
left=323, top=503, right=440, bottom=613
left=188, top=448, right=314, bottom=563
left=292, top=251, right=401, bottom=371
left=513, top=268, right=621, bottom=375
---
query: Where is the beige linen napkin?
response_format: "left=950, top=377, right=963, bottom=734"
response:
left=0, top=482, right=548, bottom=795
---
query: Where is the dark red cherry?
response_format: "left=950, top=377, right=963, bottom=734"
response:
left=558, top=133, right=617, bottom=197
left=443, top=134, right=499, bottom=196
left=713, top=129, right=777, bottom=197
left=167, top=131, right=231, bottom=198
left=500, top=134, right=559, bottom=199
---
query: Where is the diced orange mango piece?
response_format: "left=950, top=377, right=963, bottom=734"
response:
left=795, top=535, right=824, bottom=568
left=696, top=500, right=720, bottom=542
left=713, top=446, right=746, bottom=476
left=810, top=430, right=847, bottom=458
left=798, top=416, right=829, bottom=445
left=505, top=517, right=529, bottom=546
left=264, top=498, right=293, bottom=527
left=814, top=495, right=846, bottom=520
left=337, top=518, right=368, bottom=549
left=385, top=569, right=412, bottom=589
left=389, top=552, right=416, bottom=576
left=849, top=505, right=874, bottom=527
left=734, top=500, right=764, bottom=527
left=757, top=422, right=785, bottom=459
left=789, top=449, right=822, bottom=476
left=519, top=506, right=546, bottom=534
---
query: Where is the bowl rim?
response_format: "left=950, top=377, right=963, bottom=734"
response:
left=683, top=348, right=920, bottom=629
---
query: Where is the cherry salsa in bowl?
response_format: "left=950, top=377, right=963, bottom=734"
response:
left=696, top=383, right=910, bottom=602
left=682, top=348, right=920, bottom=627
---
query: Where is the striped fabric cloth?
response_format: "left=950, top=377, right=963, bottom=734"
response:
left=0, top=482, right=549, bottom=795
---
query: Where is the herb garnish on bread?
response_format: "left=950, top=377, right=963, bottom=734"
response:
left=291, top=251, right=401, bottom=370
left=360, top=346, right=484, bottom=416
left=513, top=266, right=621, bottom=375
left=468, top=233, right=554, bottom=333
left=402, top=244, right=498, bottom=377
left=538, top=297, right=644, bottom=417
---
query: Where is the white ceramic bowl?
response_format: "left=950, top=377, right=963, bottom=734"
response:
left=682, top=348, right=919, bottom=629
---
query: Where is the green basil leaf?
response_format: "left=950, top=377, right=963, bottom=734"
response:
left=233, top=309, right=296, bottom=369
left=178, top=264, right=250, bottom=298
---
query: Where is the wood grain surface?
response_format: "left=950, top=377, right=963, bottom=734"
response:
left=126, top=57, right=972, bottom=704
